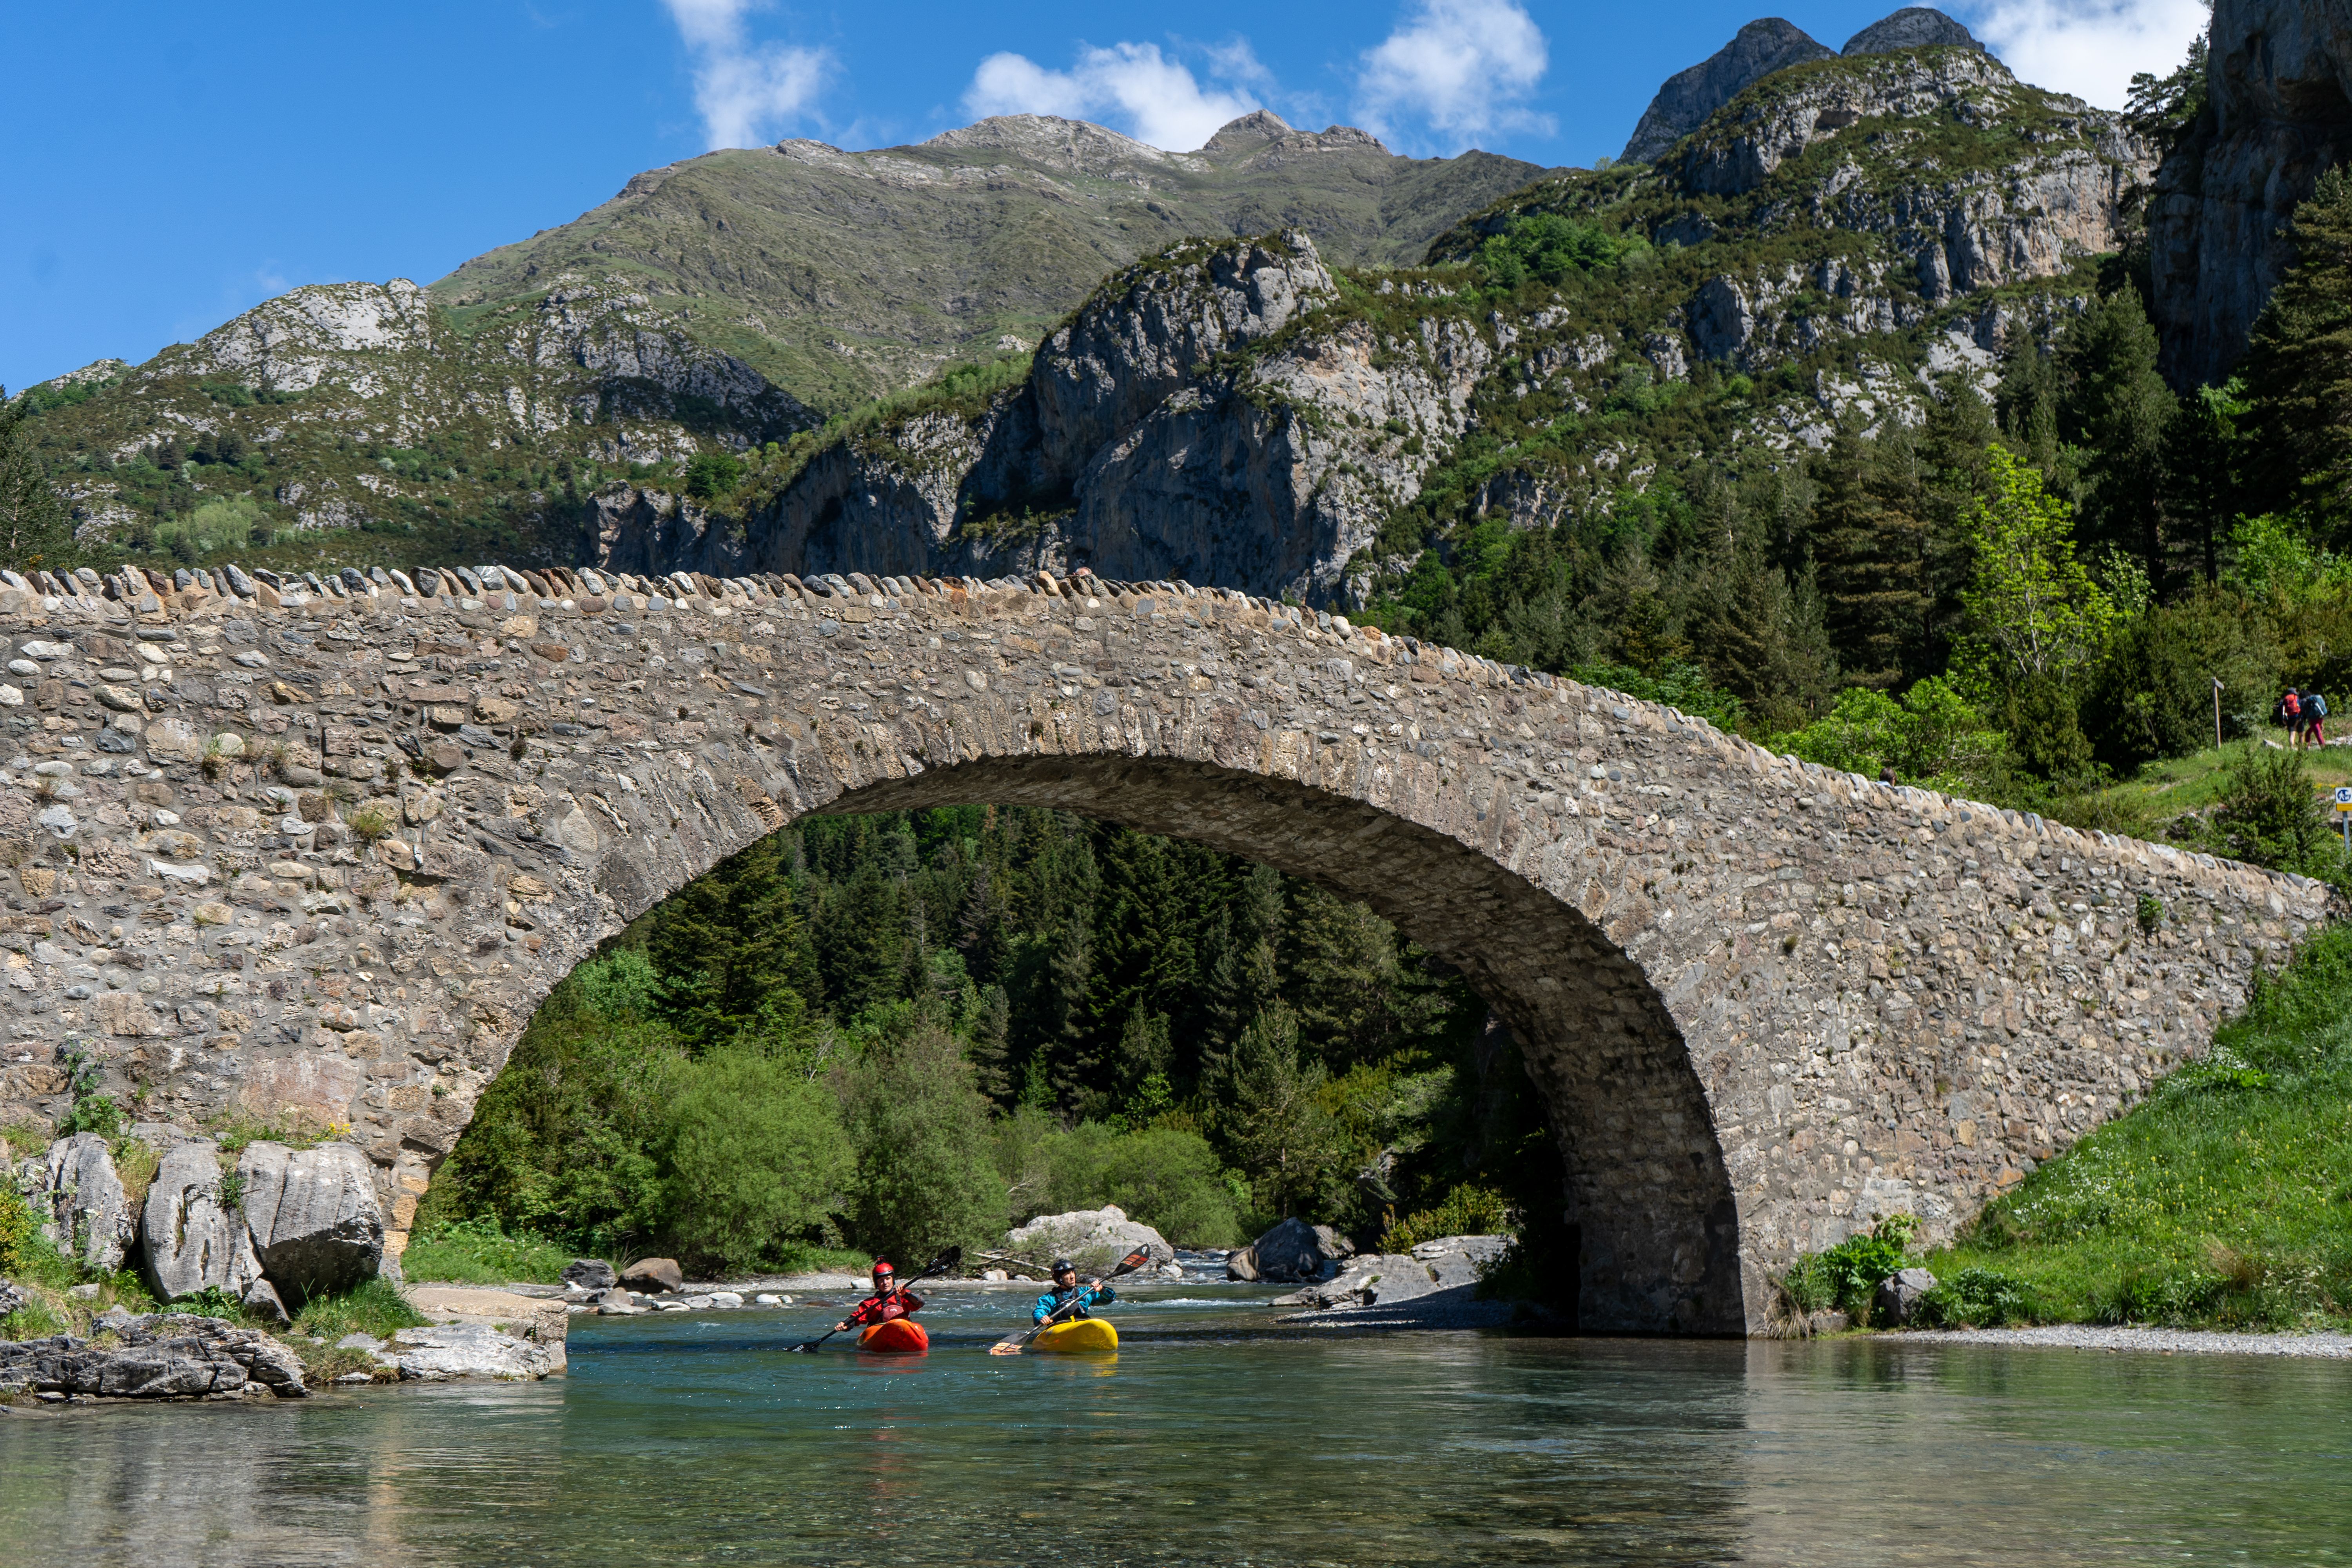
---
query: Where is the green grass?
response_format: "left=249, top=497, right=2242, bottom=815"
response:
left=399, top=1216, right=579, bottom=1285
left=2099, top=741, right=2352, bottom=826
left=1910, top=923, right=2352, bottom=1330
left=289, top=1277, right=430, bottom=1342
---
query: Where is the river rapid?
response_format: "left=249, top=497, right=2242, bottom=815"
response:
left=5, top=1282, right=2348, bottom=1566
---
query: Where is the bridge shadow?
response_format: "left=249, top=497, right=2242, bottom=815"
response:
left=837, top=753, right=1745, bottom=1336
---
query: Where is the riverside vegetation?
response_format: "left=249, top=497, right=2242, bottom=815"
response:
left=413, top=807, right=1566, bottom=1292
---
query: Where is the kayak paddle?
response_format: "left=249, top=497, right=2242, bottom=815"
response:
left=785, top=1246, right=961, bottom=1353
left=987, top=1246, right=1153, bottom=1357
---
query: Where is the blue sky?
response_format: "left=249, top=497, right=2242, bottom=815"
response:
left=3, top=0, right=2205, bottom=392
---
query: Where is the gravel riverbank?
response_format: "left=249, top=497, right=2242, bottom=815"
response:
left=1886, top=1325, right=2352, bottom=1358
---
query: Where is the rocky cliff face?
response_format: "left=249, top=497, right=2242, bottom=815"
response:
left=2150, top=0, right=2352, bottom=386
left=1622, top=19, right=1836, bottom=165
left=592, top=234, right=1492, bottom=602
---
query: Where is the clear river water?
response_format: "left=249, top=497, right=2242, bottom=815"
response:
left=5, top=1282, right=2348, bottom=1566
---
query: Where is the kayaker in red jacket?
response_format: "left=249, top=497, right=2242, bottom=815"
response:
left=831, top=1259, right=924, bottom=1334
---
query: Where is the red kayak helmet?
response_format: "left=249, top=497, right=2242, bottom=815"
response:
left=872, top=1259, right=895, bottom=1278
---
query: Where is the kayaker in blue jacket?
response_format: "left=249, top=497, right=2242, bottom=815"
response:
left=1032, top=1257, right=1116, bottom=1324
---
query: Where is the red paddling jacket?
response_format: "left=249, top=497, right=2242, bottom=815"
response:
left=846, top=1286, right=924, bottom=1325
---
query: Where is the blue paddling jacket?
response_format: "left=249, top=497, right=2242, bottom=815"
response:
left=1033, top=1282, right=1116, bottom=1324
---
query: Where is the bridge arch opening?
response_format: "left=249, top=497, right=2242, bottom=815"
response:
left=437, top=751, right=1745, bottom=1336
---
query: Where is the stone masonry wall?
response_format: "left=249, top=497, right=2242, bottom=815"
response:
left=0, top=560, right=2330, bottom=1333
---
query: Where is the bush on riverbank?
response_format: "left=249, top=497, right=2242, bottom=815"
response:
left=1784, top=926, right=2352, bottom=1331
left=400, top=1217, right=577, bottom=1285
left=996, top=1110, right=1244, bottom=1247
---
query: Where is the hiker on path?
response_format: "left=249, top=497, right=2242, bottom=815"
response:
left=2302, top=688, right=2328, bottom=748
left=2281, top=688, right=2305, bottom=746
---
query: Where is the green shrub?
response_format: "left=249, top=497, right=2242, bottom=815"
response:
left=401, top=1216, right=577, bottom=1285
left=290, top=1277, right=428, bottom=1342
left=1916, top=1266, right=2036, bottom=1327
left=1383, top=1183, right=1516, bottom=1252
left=0, top=1183, right=39, bottom=1275
left=1780, top=1214, right=1920, bottom=1322
left=999, top=1116, right=1242, bottom=1247
left=663, top=1051, right=852, bottom=1276
left=838, top=1022, right=1007, bottom=1267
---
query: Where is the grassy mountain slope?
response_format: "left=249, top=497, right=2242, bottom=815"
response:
left=13, top=113, right=1547, bottom=575
left=435, top=113, right=1553, bottom=412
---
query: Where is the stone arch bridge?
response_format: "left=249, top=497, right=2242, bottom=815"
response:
left=0, top=562, right=2329, bottom=1333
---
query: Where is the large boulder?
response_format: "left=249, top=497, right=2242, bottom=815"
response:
left=1410, top=1234, right=1512, bottom=1289
left=620, top=1257, right=683, bottom=1294
left=999, top=1206, right=1174, bottom=1275
left=562, top=1258, right=618, bottom=1291
left=41, top=1132, right=138, bottom=1273
left=236, top=1141, right=385, bottom=1304
left=139, top=1141, right=264, bottom=1302
left=1227, top=1217, right=1353, bottom=1283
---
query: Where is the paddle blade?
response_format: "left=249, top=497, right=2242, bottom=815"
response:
left=1109, top=1246, right=1153, bottom=1278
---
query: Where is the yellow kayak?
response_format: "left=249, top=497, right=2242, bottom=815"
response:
left=1030, top=1317, right=1118, bottom=1354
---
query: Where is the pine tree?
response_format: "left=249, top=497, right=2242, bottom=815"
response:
left=0, top=390, right=72, bottom=572
left=2243, top=165, right=2352, bottom=543
left=1810, top=423, right=1931, bottom=687
left=2055, top=289, right=2176, bottom=576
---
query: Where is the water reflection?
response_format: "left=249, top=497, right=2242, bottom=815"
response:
left=4, top=1287, right=2347, bottom=1566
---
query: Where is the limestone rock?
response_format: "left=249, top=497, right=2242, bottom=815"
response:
left=1621, top=18, right=1835, bottom=164
left=2151, top=0, right=2352, bottom=385
left=1876, top=1266, right=1938, bottom=1325
left=1842, top=7, right=1980, bottom=56
left=620, top=1256, right=683, bottom=1294
left=0, top=1311, right=307, bottom=1399
left=1000, top=1206, right=1174, bottom=1275
left=1409, top=1234, right=1511, bottom=1289
left=237, top=1141, right=385, bottom=1303
left=372, top=1321, right=566, bottom=1380
left=0, top=1279, right=26, bottom=1318
left=1230, top=1217, right=1354, bottom=1283
left=41, top=1133, right=138, bottom=1273
left=1279, top=1252, right=1441, bottom=1309
left=561, top=1258, right=618, bottom=1291
left=140, top=1141, right=264, bottom=1301
left=242, top=1278, right=291, bottom=1326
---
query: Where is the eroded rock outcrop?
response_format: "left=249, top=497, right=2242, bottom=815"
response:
left=2150, top=0, right=2352, bottom=385
left=999, top=1206, right=1175, bottom=1274
left=600, top=232, right=1488, bottom=603
left=39, top=1132, right=136, bottom=1274
left=0, top=1311, right=307, bottom=1400
left=139, top=1140, right=265, bottom=1302
left=1622, top=18, right=1837, bottom=164
left=236, top=1141, right=385, bottom=1303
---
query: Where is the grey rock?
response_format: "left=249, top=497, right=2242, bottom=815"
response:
left=1285, top=1252, right=1441, bottom=1309
left=0, top=1279, right=27, bottom=1318
left=237, top=1141, right=385, bottom=1303
left=561, top=1257, right=617, bottom=1291
left=223, top=564, right=257, bottom=597
left=1876, top=1266, right=1939, bottom=1325
left=1622, top=18, right=1835, bottom=164
left=42, top=1132, right=137, bottom=1273
left=999, top=1205, right=1175, bottom=1274
left=594, top=1287, right=644, bottom=1316
left=1232, top=1217, right=1355, bottom=1283
left=140, top=1141, right=264, bottom=1301
left=242, top=1278, right=291, bottom=1326
left=0, top=1312, right=307, bottom=1399
left=1409, top=1234, right=1510, bottom=1289
left=1842, top=7, right=1980, bottom=55
left=334, top=1332, right=384, bottom=1351
left=2151, top=0, right=2352, bottom=385
left=619, top=1256, right=683, bottom=1294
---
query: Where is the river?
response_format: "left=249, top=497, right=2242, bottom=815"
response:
left=4, top=1282, right=2348, bottom=1565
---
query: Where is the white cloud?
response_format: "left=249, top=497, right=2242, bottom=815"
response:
left=661, top=0, right=833, bottom=149
left=1353, top=0, right=1552, bottom=151
left=963, top=41, right=1261, bottom=151
left=1962, top=0, right=2209, bottom=109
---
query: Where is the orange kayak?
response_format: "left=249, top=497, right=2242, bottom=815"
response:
left=858, top=1318, right=929, bottom=1354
